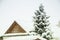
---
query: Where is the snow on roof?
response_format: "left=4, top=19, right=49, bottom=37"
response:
left=2, top=33, right=29, bottom=37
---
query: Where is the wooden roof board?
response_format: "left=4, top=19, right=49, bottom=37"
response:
left=5, top=21, right=26, bottom=34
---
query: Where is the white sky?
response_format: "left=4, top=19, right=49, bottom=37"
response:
left=0, top=0, right=60, bottom=38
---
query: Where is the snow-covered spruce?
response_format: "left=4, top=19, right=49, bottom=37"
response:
left=33, top=4, right=53, bottom=40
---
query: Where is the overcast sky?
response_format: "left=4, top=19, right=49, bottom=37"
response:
left=0, top=0, right=60, bottom=38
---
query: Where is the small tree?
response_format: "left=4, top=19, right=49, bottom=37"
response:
left=33, top=4, right=53, bottom=40
left=57, top=21, right=60, bottom=27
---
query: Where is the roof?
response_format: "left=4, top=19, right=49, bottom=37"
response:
left=5, top=21, right=26, bottom=34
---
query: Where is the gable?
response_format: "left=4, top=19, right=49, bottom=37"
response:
left=5, top=21, right=26, bottom=34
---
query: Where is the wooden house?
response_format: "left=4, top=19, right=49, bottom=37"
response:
left=0, top=21, right=46, bottom=40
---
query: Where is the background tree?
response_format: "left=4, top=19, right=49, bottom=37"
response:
left=33, top=4, right=53, bottom=40
left=57, top=21, right=60, bottom=27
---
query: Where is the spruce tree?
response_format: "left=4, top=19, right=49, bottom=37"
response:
left=33, top=4, right=53, bottom=40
